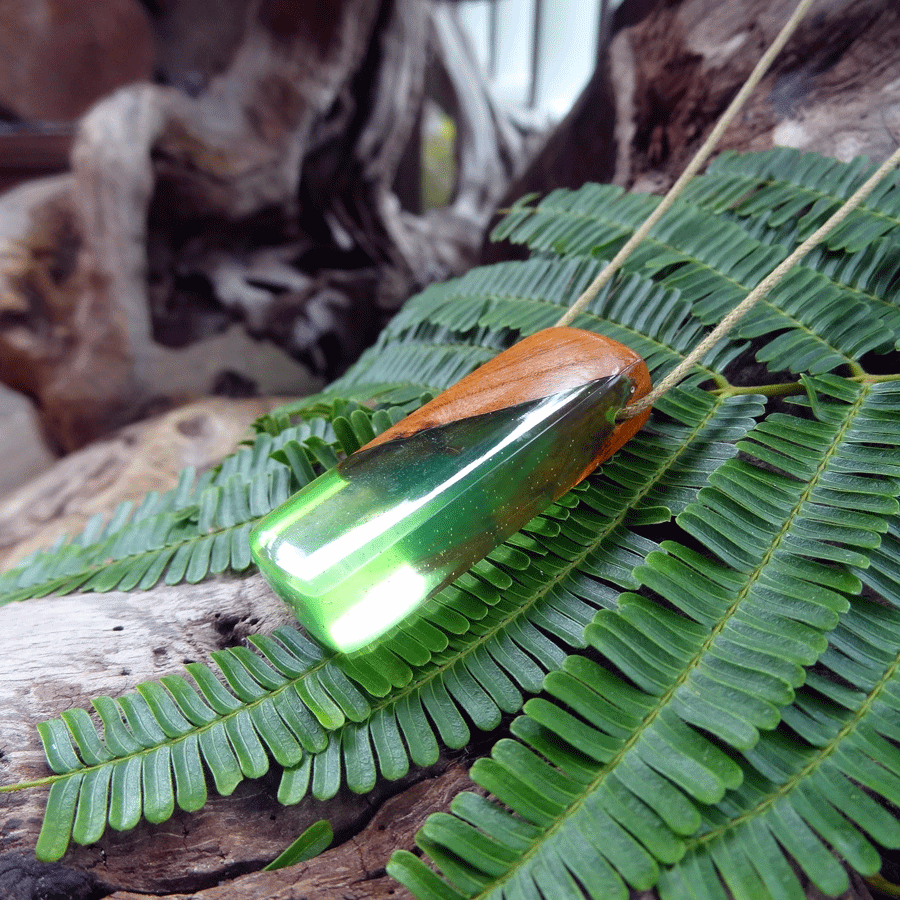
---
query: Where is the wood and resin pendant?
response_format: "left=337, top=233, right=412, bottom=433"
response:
left=250, top=328, right=652, bottom=653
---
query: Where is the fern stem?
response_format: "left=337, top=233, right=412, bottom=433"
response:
left=866, top=874, right=900, bottom=898
left=0, top=774, right=61, bottom=792
left=855, top=372, right=900, bottom=385
left=619, top=143, right=900, bottom=420
left=553, top=0, right=815, bottom=330
left=713, top=381, right=805, bottom=399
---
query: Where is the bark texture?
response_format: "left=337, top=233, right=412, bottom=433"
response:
left=0, top=0, right=531, bottom=452
left=0, top=571, right=472, bottom=899
left=1, top=1, right=898, bottom=898
left=609, top=0, right=900, bottom=192
left=487, top=0, right=900, bottom=251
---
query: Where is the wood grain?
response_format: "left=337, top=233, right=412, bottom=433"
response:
left=0, top=392, right=462, bottom=897
left=364, top=327, right=652, bottom=482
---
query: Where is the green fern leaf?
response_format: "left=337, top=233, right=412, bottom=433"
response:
left=391, top=377, right=900, bottom=900
left=687, top=148, right=900, bottom=249
left=5, top=149, right=900, bottom=896
left=0, top=399, right=416, bottom=605
left=657, top=598, right=900, bottom=900
left=31, top=627, right=363, bottom=860
left=492, top=150, right=899, bottom=373
left=25, top=376, right=761, bottom=858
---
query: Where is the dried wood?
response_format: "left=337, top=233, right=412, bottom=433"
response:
left=107, top=763, right=475, bottom=900
left=610, top=0, right=900, bottom=191
left=0, top=0, right=531, bottom=451
left=4, top=3, right=896, bottom=897
left=0, top=396, right=472, bottom=899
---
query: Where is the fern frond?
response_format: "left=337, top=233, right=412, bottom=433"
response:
left=7, top=149, right=900, bottom=889
left=801, top=237, right=900, bottom=351
left=32, top=625, right=361, bottom=861
left=657, top=599, right=900, bottom=900
left=269, top=384, right=764, bottom=805
left=685, top=152, right=900, bottom=350
left=338, top=257, right=743, bottom=390
left=333, top=326, right=508, bottom=396
left=492, top=153, right=899, bottom=373
left=26, top=378, right=763, bottom=859
left=389, top=376, right=900, bottom=900
left=684, top=147, right=900, bottom=251
left=0, top=400, right=417, bottom=605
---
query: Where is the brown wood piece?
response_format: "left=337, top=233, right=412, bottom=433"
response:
left=363, top=326, right=652, bottom=483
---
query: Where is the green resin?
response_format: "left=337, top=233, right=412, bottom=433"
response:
left=250, top=374, right=632, bottom=653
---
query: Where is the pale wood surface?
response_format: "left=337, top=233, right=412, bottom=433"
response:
left=0, top=396, right=289, bottom=570
left=2, top=0, right=896, bottom=894
left=0, top=0, right=530, bottom=452
left=0, top=396, right=471, bottom=899
left=0, top=571, right=467, bottom=897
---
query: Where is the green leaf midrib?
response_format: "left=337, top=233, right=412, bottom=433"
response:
left=683, top=636, right=900, bottom=859
left=9, top=383, right=732, bottom=798
left=12, top=653, right=337, bottom=793
left=380, top=256, right=733, bottom=388
left=2, top=523, right=239, bottom=607
left=10, top=149, right=900, bottom=890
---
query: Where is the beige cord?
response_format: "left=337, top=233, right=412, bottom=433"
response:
left=553, top=0, right=815, bottom=329
left=619, top=144, right=900, bottom=419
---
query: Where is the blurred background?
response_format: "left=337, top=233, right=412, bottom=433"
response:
left=0, top=0, right=894, bottom=503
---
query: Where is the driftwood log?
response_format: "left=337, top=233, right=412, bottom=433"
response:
left=2, top=1, right=899, bottom=898
left=0, top=397, right=478, bottom=900
left=0, top=0, right=532, bottom=453
left=612, top=0, right=900, bottom=191
left=3, top=0, right=897, bottom=450
left=0, top=395, right=877, bottom=898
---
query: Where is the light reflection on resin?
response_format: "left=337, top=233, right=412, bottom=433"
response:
left=250, top=373, right=632, bottom=653
left=329, top=565, right=427, bottom=651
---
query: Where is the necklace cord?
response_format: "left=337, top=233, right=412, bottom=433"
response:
left=618, top=143, right=900, bottom=419
left=539, top=0, right=899, bottom=421
left=553, top=0, right=816, bottom=332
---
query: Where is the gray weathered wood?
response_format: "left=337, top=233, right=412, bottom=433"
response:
left=0, top=558, right=466, bottom=898
left=0, top=394, right=470, bottom=899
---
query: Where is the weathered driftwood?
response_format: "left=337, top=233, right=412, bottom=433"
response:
left=106, top=763, right=475, bottom=900
left=0, top=0, right=153, bottom=123
left=609, top=0, right=900, bottom=192
left=0, top=0, right=532, bottom=451
left=3, top=0, right=897, bottom=450
left=35, top=0, right=381, bottom=451
left=0, top=397, right=475, bottom=899
left=486, top=0, right=900, bottom=259
left=0, top=572, right=472, bottom=899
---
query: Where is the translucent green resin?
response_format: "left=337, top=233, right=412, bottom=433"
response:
left=250, top=374, right=631, bottom=653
